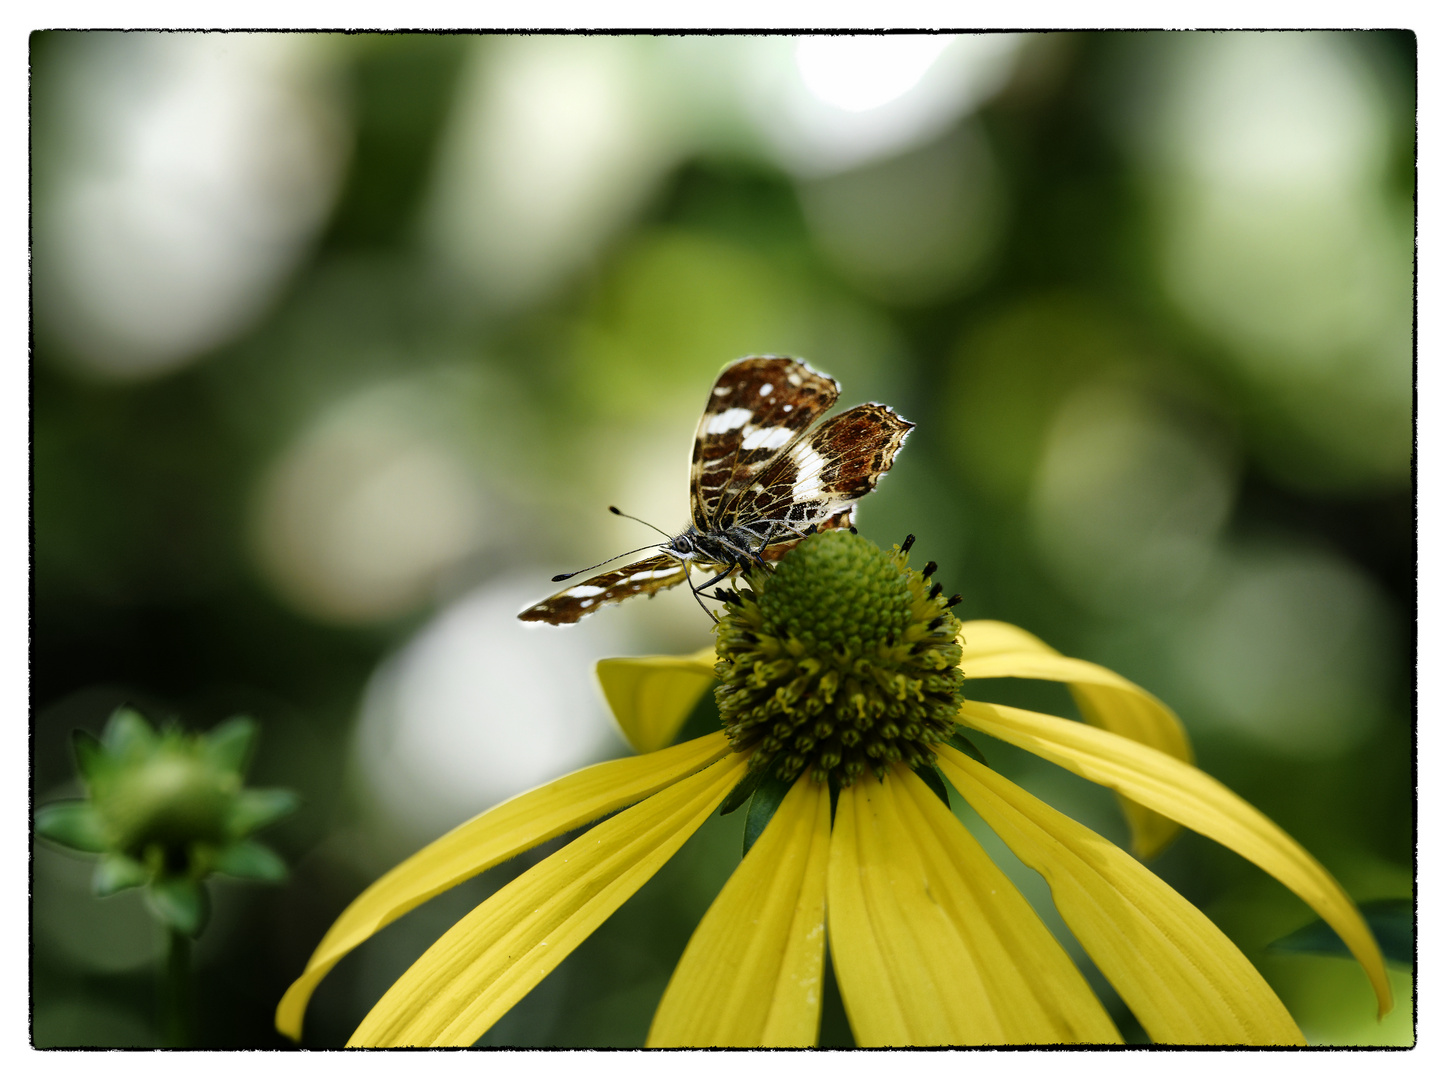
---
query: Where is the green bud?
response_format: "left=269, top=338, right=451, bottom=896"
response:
left=96, top=745, right=236, bottom=856
left=34, top=706, right=298, bottom=934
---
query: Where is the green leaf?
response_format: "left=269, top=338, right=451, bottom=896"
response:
left=947, top=730, right=988, bottom=766
left=717, top=768, right=763, bottom=817
left=912, top=763, right=950, bottom=806
left=147, top=878, right=210, bottom=937
left=1269, top=898, right=1414, bottom=969
left=35, top=801, right=110, bottom=853
left=212, top=839, right=288, bottom=882
left=202, top=716, right=257, bottom=774
left=70, top=729, right=111, bottom=785
left=102, top=706, right=158, bottom=759
left=742, top=771, right=793, bottom=857
left=94, top=854, right=149, bottom=896
left=227, top=789, right=299, bottom=836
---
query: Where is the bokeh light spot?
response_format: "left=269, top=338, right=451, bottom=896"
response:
left=34, top=33, right=347, bottom=380
left=746, top=34, right=1025, bottom=177
left=795, top=35, right=956, bottom=113
left=354, top=577, right=630, bottom=841
left=252, top=378, right=490, bottom=625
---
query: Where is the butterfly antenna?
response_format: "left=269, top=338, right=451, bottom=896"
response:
left=550, top=543, right=662, bottom=582
left=608, top=505, right=673, bottom=540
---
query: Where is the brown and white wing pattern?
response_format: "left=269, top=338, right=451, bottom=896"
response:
left=517, top=554, right=688, bottom=625
left=690, top=356, right=838, bottom=529
left=520, top=355, right=913, bottom=625
left=720, top=402, right=914, bottom=537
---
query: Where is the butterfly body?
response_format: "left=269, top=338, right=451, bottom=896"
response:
left=519, top=356, right=912, bottom=624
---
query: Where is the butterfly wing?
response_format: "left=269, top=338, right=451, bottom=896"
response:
left=517, top=553, right=688, bottom=625
left=690, top=356, right=838, bottom=530
left=726, top=401, right=914, bottom=542
left=521, top=359, right=908, bottom=625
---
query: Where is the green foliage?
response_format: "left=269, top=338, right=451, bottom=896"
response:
left=1270, top=899, right=1414, bottom=970
left=742, top=771, right=794, bottom=858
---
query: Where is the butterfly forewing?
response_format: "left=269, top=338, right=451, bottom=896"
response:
left=517, top=554, right=689, bottom=625
left=690, top=356, right=838, bottom=529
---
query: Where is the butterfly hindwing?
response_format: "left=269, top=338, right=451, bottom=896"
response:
left=517, top=554, right=689, bottom=625
left=690, top=356, right=838, bottom=529
left=719, top=402, right=914, bottom=537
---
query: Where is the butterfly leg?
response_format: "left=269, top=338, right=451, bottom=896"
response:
left=684, top=561, right=730, bottom=623
left=693, top=562, right=740, bottom=595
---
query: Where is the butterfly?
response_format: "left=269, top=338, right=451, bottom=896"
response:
left=518, top=355, right=914, bottom=624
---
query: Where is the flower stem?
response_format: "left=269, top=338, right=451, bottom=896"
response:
left=161, top=927, right=191, bottom=1048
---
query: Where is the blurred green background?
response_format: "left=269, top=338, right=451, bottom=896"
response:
left=30, top=31, right=1414, bottom=1048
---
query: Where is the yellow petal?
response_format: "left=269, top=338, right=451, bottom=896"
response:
left=939, top=747, right=1305, bottom=1045
left=349, top=752, right=750, bottom=1046
left=958, top=700, right=1393, bottom=1018
left=828, top=771, right=984, bottom=1045
left=828, top=768, right=1112, bottom=1045
left=956, top=619, right=1055, bottom=661
left=957, top=625, right=1192, bottom=859
left=960, top=650, right=1192, bottom=763
left=887, top=767, right=1122, bottom=1044
left=597, top=648, right=717, bottom=753
left=648, top=777, right=830, bottom=1047
left=276, top=731, right=730, bottom=1040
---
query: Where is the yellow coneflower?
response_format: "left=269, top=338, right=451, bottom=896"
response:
left=277, top=531, right=1390, bottom=1047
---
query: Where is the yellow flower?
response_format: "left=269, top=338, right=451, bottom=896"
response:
left=276, top=533, right=1391, bottom=1047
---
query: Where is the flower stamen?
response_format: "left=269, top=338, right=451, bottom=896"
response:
left=714, top=531, right=965, bottom=786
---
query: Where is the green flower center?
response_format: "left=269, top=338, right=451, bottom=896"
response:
left=713, top=530, right=966, bottom=786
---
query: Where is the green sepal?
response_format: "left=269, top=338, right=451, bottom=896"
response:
left=202, top=716, right=257, bottom=774
left=35, top=801, right=110, bottom=853
left=70, top=729, right=111, bottom=786
left=212, top=839, right=287, bottom=882
left=946, top=730, right=988, bottom=767
left=94, top=854, right=149, bottom=896
left=718, top=768, right=764, bottom=817
left=102, top=706, right=158, bottom=759
left=1269, top=898, right=1414, bottom=969
left=146, top=877, right=210, bottom=937
left=742, top=770, right=792, bottom=857
left=227, top=789, right=299, bottom=836
left=913, top=763, right=950, bottom=806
